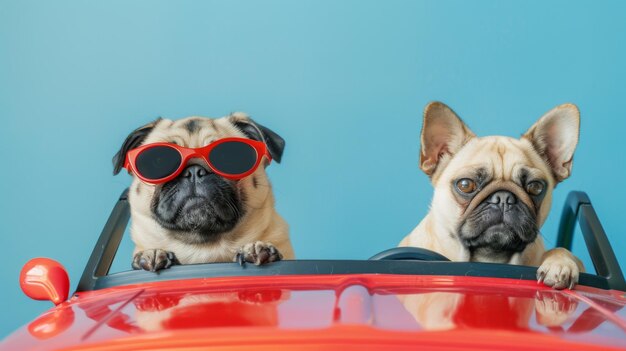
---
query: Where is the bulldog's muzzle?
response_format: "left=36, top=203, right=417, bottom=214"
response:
left=459, top=183, right=539, bottom=255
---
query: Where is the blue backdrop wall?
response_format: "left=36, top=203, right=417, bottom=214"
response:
left=2, top=0, right=625, bottom=338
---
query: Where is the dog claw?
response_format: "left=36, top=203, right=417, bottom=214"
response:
left=236, top=252, right=246, bottom=267
left=537, top=270, right=546, bottom=283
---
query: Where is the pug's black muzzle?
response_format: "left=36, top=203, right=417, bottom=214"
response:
left=459, top=190, right=538, bottom=253
left=151, top=164, right=243, bottom=244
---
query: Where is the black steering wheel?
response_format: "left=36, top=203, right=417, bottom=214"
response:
left=369, top=247, right=450, bottom=262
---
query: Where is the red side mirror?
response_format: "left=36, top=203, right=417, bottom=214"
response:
left=20, top=258, right=70, bottom=305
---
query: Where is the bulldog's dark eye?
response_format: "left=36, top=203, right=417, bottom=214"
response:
left=526, top=181, right=544, bottom=196
left=456, top=178, right=477, bottom=194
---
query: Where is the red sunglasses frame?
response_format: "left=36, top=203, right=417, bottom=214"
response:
left=124, top=137, right=271, bottom=184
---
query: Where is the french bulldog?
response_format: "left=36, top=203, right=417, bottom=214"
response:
left=399, top=102, right=584, bottom=289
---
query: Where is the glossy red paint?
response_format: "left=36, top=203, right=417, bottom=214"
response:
left=27, top=308, right=75, bottom=340
left=3, top=274, right=626, bottom=351
left=19, top=258, right=70, bottom=306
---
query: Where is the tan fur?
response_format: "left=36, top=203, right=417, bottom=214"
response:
left=397, top=102, right=586, bottom=330
left=400, top=102, right=584, bottom=288
left=402, top=136, right=552, bottom=265
left=128, top=113, right=294, bottom=264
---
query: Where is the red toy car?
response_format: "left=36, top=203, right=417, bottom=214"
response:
left=2, top=190, right=626, bottom=350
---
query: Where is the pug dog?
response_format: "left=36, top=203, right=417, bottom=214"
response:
left=399, top=102, right=584, bottom=289
left=112, top=113, right=295, bottom=271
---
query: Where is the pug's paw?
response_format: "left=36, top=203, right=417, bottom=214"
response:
left=235, top=241, right=283, bottom=266
left=132, top=249, right=180, bottom=272
left=537, top=248, right=581, bottom=290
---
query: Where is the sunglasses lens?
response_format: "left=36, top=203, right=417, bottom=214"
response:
left=135, top=146, right=182, bottom=180
left=209, top=141, right=258, bottom=175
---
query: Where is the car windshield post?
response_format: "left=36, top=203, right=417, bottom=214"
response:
left=556, top=191, right=626, bottom=291
left=77, top=189, right=130, bottom=292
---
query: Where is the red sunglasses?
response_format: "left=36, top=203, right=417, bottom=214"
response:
left=124, top=137, right=271, bottom=184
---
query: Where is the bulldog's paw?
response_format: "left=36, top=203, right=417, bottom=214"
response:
left=235, top=241, right=283, bottom=266
left=537, top=248, right=581, bottom=290
left=534, top=290, right=578, bottom=327
left=132, top=249, right=180, bottom=272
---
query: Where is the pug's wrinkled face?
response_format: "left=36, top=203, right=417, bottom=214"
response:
left=113, top=113, right=285, bottom=245
left=151, top=161, right=242, bottom=243
left=142, top=120, right=245, bottom=244
left=420, top=103, right=579, bottom=262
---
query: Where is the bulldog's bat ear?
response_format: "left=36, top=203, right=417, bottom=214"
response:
left=420, top=102, right=476, bottom=177
left=231, top=113, right=285, bottom=163
left=112, top=118, right=162, bottom=175
left=523, top=104, right=580, bottom=182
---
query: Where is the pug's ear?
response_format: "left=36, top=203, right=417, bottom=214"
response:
left=420, top=102, right=476, bottom=177
left=112, top=118, right=162, bottom=175
left=523, top=104, right=580, bottom=182
left=230, top=113, right=285, bottom=163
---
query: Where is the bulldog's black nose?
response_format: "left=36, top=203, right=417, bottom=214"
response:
left=182, top=164, right=209, bottom=180
left=486, top=190, right=517, bottom=209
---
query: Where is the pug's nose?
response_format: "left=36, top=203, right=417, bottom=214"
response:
left=182, top=164, right=209, bottom=180
left=487, top=190, right=517, bottom=209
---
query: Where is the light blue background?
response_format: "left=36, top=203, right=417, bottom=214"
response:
left=2, top=0, right=625, bottom=339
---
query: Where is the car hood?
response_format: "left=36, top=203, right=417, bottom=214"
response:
left=3, top=274, right=626, bottom=351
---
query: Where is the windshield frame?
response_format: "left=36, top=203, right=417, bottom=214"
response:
left=91, top=259, right=613, bottom=291
left=76, top=189, right=626, bottom=292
